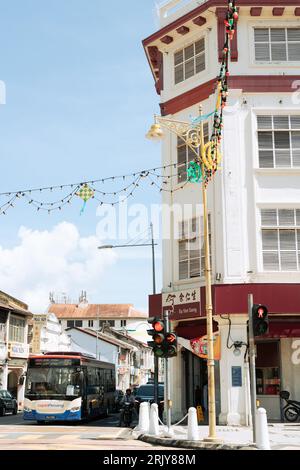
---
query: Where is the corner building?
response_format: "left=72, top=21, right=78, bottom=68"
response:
left=144, top=0, right=300, bottom=424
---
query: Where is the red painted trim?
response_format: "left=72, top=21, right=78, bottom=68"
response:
left=216, top=7, right=227, bottom=62
left=160, top=78, right=216, bottom=116
left=149, top=284, right=300, bottom=319
left=273, top=7, right=285, bottom=16
left=216, top=7, right=238, bottom=62
left=193, top=16, right=207, bottom=27
left=296, top=8, right=300, bottom=16
left=160, top=75, right=299, bottom=116
left=250, top=7, right=263, bottom=16
left=177, top=25, right=190, bottom=35
left=142, top=1, right=300, bottom=47
left=161, top=35, right=173, bottom=45
left=30, top=355, right=81, bottom=360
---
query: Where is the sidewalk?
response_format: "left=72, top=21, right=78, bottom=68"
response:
left=133, top=425, right=257, bottom=450
left=134, top=423, right=300, bottom=450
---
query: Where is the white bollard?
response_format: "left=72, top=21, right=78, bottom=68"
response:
left=256, top=408, right=270, bottom=450
left=187, top=407, right=199, bottom=441
left=137, top=401, right=150, bottom=434
left=149, top=403, right=160, bottom=436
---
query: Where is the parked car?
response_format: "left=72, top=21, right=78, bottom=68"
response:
left=0, top=390, right=18, bottom=417
left=133, top=384, right=164, bottom=419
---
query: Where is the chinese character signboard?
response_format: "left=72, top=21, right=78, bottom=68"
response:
left=162, top=288, right=201, bottom=320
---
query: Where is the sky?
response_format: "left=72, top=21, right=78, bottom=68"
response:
left=0, top=0, right=164, bottom=313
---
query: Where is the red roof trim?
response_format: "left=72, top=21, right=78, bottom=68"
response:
left=143, top=1, right=300, bottom=47
left=160, top=75, right=300, bottom=116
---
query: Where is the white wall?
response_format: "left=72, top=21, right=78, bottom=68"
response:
left=68, top=329, right=119, bottom=366
left=160, top=90, right=300, bottom=294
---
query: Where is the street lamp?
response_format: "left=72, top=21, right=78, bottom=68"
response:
left=146, top=107, right=219, bottom=442
left=98, top=223, right=160, bottom=403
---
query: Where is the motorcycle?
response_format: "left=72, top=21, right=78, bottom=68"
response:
left=280, top=390, right=300, bottom=422
left=123, top=402, right=135, bottom=427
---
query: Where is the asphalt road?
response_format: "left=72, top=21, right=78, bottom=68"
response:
left=0, top=412, right=177, bottom=450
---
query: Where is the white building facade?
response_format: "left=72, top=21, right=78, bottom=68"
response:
left=145, top=0, right=300, bottom=424
left=66, top=327, right=154, bottom=391
left=30, top=313, right=71, bottom=354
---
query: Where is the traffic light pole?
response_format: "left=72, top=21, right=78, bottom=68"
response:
left=248, top=294, right=257, bottom=444
left=164, top=310, right=172, bottom=434
left=151, top=222, right=159, bottom=406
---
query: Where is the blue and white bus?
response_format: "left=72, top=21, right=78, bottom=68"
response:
left=23, top=352, right=115, bottom=423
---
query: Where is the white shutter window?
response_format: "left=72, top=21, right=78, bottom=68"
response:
left=261, top=209, right=300, bottom=271
left=178, top=215, right=211, bottom=280
left=174, top=37, right=206, bottom=85
left=273, top=116, right=289, bottom=130
left=291, top=116, right=300, bottom=129
left=278, top=209, right=295, bottom=226
left=257, top=115, right=300, bottom=168
left=255, top=28, right=300, bottom=62
left=257, top=116, right=272, bottom=130
left=261, top=209, right=277, bottom=227
left=263, top=252, right=279, bottom=271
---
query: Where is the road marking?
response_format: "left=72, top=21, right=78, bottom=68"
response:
left=17, top=434, right=44, bottom=441
left=55, top=434, right=81, bottom=441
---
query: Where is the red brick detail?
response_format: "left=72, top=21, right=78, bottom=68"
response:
left=193, top=16, right=207, bottom=27
left=272, top=7, right=285, bottom=16
left=250, top=7, right=263, bottom=16
left=176, top=25, right=190, bottom=35
left=160, top=75, right=300, bottom=116
left=161, top=35, right=173, bottom=45
left=295, top=7, right=300, bottom=16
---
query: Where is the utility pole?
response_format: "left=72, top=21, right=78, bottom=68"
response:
left=151, top=222, right=159, bottom=406
left=248, top=294, right=257, bottom=443
left=164, top=310, right=172, bottom=434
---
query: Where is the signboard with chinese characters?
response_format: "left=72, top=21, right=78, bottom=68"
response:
left=162, top=288, right=201, bottom=320
left=8, top=342, right=29, bottom=359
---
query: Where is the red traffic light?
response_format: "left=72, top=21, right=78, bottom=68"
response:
left=153, top=321, right=164, bottom=332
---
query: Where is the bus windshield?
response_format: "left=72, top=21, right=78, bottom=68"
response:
left=25, top=367, right=82, bottom=399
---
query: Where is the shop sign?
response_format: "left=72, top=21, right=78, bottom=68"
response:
left=163, top=289, right=201, bottom=320
left=8, top=342, right=29, bottom=359
left=190, top=334, right=221, bottom=361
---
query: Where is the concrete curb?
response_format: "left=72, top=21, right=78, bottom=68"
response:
left=138, top=434, right=258, bottom=451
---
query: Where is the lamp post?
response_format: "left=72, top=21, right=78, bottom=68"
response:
left=146, top=107, right=218, bottom=441
left=98, top=224, right=160, bottom=402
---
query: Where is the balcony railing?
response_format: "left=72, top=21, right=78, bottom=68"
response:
left=158, top=0, right=207, bottom=27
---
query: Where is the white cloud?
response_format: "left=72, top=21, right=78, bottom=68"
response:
left=0, top=222, right=117, bottom=313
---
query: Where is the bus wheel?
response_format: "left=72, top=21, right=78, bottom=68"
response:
left=37, top=420, right=46, bottom=425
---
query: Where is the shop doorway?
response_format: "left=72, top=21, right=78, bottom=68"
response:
left=256, top=341, right=281, bottom=422
left=7, top=371, right=18, bottom=398
left=183, top=349, right=220, bottom=423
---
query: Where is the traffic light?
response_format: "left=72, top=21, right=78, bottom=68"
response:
left=147, top=317, right=178, bottom=358
left=252, top=304, right=269, bottom=336
left=165, top=332, right=177, bottom=358
left=147, top=317, right=166, bottom=357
